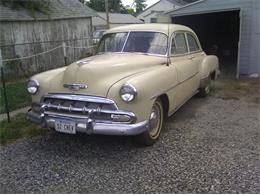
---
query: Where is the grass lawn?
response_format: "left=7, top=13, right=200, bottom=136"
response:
left=0, top=80, right=31, bottom=114
left=0, top=113, right=47, bottom=145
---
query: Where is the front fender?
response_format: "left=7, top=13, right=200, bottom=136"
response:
left=107, top=65, right=177, bottom=123
left=30, top=67, right=67, bottom=103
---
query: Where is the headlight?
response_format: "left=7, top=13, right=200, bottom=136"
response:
left=27, top=79, right=39, bottom=95
left=120, top=84, right=137, bottom=102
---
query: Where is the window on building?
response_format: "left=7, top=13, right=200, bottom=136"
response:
left=150, top=18, right=157, bottom=23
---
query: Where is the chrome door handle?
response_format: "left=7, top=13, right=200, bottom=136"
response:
left=188, top=55, right=195, bottom=60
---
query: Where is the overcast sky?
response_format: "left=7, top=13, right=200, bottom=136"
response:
left=121, top=0, right=159, bottom=8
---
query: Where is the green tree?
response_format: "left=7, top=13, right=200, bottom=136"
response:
left=0, top=0, right=50, bottom=17
left=134, top=0, right=147, bottom=15
left=123, top=5, right=134, bottom=15
left=86, top=0, right=105, bottom=12
left=127, top=8, right=135, bottom=15
left=86, top=0, right=127, bottom=13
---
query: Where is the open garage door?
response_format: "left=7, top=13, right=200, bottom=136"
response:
left=172, top=10, right=240, bottom=78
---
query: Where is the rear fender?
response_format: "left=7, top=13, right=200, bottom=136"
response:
left=200, top=55, right=219, bottom=79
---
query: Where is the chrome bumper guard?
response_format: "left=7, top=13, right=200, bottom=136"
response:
left=27, top=109, right=149, bottom=136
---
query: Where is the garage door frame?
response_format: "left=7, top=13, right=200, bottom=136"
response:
left=171, top=8, right=242, bottom=79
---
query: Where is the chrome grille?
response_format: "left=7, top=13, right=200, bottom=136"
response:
left=41, top=94, right=117, bottom=119
left=38, top=94, right=135, bottom=124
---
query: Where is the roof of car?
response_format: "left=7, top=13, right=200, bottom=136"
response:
left=106, top=24, right=194, bottom=35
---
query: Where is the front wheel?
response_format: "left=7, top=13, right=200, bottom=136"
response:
left=135, top=99, right=164, bottom=146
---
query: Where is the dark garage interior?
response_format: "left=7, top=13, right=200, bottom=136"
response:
left=172, top=10, right=240, bottom=78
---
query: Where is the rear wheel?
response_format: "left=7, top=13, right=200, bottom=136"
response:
left=198, top=76, right=211, bottom=97
left=135, top=99, right=164, bottom=146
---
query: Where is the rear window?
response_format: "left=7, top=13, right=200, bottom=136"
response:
left=187, top=33, right=200, bottom=52
left=171, top=33, right=188, bottom=55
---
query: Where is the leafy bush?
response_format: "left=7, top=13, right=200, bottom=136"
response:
left=0, top=0, right=50, bottom=17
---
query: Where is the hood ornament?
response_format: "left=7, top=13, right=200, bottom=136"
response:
left=76, top=59, right=92, bottom=66
left=63, top=83, right=87, bottom=91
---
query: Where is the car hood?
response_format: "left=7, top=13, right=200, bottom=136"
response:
left=48, top=53, right=167, bottom=97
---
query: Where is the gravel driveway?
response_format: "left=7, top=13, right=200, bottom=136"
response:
left=0, top=85, right=259, bottom=193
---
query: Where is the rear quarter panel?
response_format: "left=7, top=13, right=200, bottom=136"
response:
left=199, top=55, right=219, bottom=79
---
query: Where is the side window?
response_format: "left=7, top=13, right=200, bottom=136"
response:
left=171, top=33, right=188, bottom=55
left=187, top=33, right=200, bottom=52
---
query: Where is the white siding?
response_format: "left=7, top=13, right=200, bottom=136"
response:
left=249, top=0, right=260, bottom=74
left=137, top=0, right=181, bottom=23
left=166, top=0, right=260, bottom=75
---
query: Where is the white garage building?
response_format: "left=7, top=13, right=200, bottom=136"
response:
left=163, top=0, right=260, bottom=78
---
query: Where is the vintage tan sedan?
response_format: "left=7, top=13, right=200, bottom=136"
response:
left=27, top=24, right=219, bottom=145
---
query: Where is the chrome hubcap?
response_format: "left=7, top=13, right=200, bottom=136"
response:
left=205, top=85, right=210, bottom=93
left=149, top=111, right=158, bottom=129
left=149, top=102, right=162, bottom=138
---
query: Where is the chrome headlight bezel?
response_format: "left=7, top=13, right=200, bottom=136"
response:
left=120, top=84, right=137, bottom=103
left=27, top=79, right=39, bottom=95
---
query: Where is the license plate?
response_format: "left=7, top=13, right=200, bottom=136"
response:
left=55, top=119, right=76, bottom=134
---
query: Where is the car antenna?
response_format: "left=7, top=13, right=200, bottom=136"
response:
left=166, top=23, right=171, bottom=66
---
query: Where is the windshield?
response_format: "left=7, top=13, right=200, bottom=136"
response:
left=97, top=32, right=168, bottom=55
left=93, top=31, right=105, bottom=38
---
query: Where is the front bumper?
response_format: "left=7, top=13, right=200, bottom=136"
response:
left=27, top=109, right=149, bottom=136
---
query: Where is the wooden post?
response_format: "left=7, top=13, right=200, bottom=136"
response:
left=105, top=0, right=110, bottom=29
left=0, top=48, right=10, bottom=122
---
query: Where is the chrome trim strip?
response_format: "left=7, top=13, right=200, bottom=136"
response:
left=92, top=120, right=149, bottom=135
left=121, top=31, right=130, bottom=52
left=150, top=72, right=199, bottom=100
left=44, top=111, right=135, bottom=124
left=120, top=52, right=167, bottom=57
left=43, top=104, right=89, bottom=113
left=43, top=93, right=116, bottom=105
left=105, top=30, right=169, bottom=38
left=45, top=111, right=91, bottom=120
left=63, top=83, right=87, bottom=90
left=43, top=108, right=136, bottom=119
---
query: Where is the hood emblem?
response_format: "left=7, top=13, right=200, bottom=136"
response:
left=76, top=59, right=92, bottom=66
left=63, top=83, right=87, bottom=91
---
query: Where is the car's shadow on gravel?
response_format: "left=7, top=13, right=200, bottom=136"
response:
left=34, top=131, right=138, bottom=156
left=166, top=96, right=207, bottom=123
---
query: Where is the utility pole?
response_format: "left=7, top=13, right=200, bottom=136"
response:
left=105, top=0, right=110, bottom=29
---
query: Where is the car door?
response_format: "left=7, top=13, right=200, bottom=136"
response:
left=186, top=32, right=205, bottom=83
left=169, top=32, right=200, bottom=109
